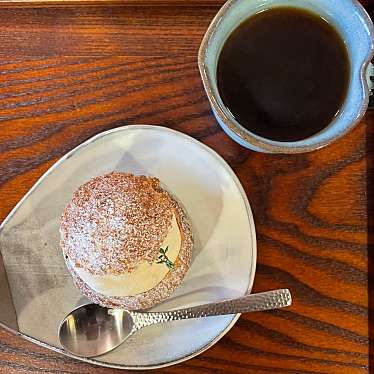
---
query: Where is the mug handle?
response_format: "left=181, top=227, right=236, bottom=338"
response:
left=366, top=62, right=374, bottom=109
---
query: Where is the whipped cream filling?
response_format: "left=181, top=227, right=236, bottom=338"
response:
left=71, top=214, right=181, bottom=297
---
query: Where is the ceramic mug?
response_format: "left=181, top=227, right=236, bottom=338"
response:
left=198, top=0, right=374, bottom=153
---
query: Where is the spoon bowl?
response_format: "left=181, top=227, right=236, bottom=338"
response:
left=59, top=304, right=135, bottom=357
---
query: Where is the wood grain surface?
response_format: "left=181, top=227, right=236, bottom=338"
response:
left=0, top=0, right=226, bottom=7
left=0, top=2, right=373, bottom=373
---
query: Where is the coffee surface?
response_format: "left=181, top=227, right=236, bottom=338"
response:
left=217, top=7, right=350, bottom=142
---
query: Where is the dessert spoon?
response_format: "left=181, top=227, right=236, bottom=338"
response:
left=59, top=288, right=291, bottom=358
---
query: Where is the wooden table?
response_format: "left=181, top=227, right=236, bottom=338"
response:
left=0, top=1, right=373, bottom=373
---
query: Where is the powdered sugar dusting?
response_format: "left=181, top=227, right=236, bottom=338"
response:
left=60, top=172, right=174, bottom=275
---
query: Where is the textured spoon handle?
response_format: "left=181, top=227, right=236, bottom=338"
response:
left=131, top=289, right=291, bottom=330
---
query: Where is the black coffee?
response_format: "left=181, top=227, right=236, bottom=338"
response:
left=217, top=7, right=350, bottom=142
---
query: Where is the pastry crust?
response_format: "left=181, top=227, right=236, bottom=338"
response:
left=61, top=173, right=193, bottom=310
left=60, top=172, right=175, bottom=274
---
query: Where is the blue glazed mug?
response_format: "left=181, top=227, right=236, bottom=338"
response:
left=198, top=0, right=374, bottom=153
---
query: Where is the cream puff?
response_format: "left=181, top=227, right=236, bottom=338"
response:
left=60, top=172, right=193, bottom=310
